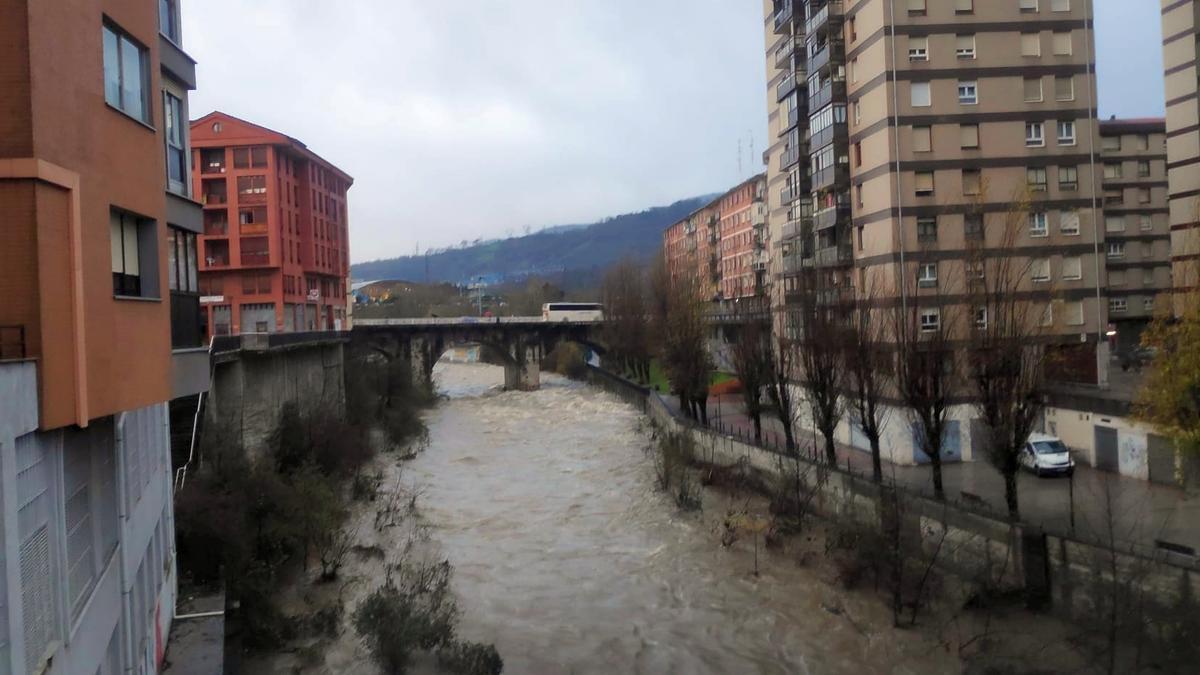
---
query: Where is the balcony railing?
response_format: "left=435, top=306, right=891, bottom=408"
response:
left=780, top=217, right=811, bottom=241
left=204, top=220, right=228, bottom=237
left=204, top=256, right=230, bottom=268
left=813, top=204, right=851, bottom=231
left=203, top=192, right=227, bottom=206
left=774, top=1, right=793, bottom=34
left=240, top=251, right=271, bottom=266
left=811, top=164, right=849, bottom=192
left=806, top=1, right=844, bottom=36
left=777, top=73, right=797, bottom=102
left=810, top=122, right=848, bottom=152
left=808, top=80, right=846, bottom=111
left=807, top=39, right=844, bottom=74
left=814, top=244, right=853, bottom=267
left=238, top=191, right=267, bottom=205
left=780, top=146, right=801, bottom=171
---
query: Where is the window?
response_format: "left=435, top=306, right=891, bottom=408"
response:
left=975, top=306, right=988, bottom=330
left=962, top=169, right=982, bottom=195
left=1024, top=77, right=1043, bottom=102
left=1102, top=135, right=1121, bottom=151
left=1020, top=0, right=1039, bottom=11
left=1105, top=189, right=1124, bottom=205
left=913, top=125, right=932, bottom=152
left=237, top=175, right=267, bottom=197
left=955, top=0, right=974, bottom=12
left=956, top=35, right=976, bottom=59
left=965, top=213, right=984, bottom=240
left=1104, top=163, right=1123, bottom=179
left=1041, top=303, right=1054, bottom=327
left=159, top=0, right=180, bottom=42
left=920, top=308, right=941, bottom=332
left=917, top=217, right=938, bottom=242
left=1026, top=122, right=1045, bottom=147
left=1057, top=120, right=1076, bottom=145
left=1059, top=166, right=1078, bottom=190
left=1144, top=297, right=1156, bottom=311
left=853, top=142, right=862, bottom=166
left=1030, top=212, right=1048, bottom=237
left=907, top=0, right=927, bottom=15
left=918, top=263, right=938, bottom=287
left=850, top=58, right=858, bottom=83
left=853, top=101, right=862, bottom=125
left=911, top=82, right=931, bottom=107
left=1138, top=160, right=1151, bottom=177
left=909, top=36, right=928, bottom=61
left=1052, top=31, right=1073, bottom=55
left=958, top=81, right=978, bottom=104
left=1138, top=187, right=1151, bottom=204
left=1062, top=256, right=1082, bottom=280
left=1031, top=258, right=1051, bottom=282
left=915, top=171, right=934, bottom=196
left=1143, top=269, right=1155, bottom=286
left=166, top=227, right=197, bottom=293
left=1027, top=168, right=1048, bottom=191
left=1021, top=33, right=1041, bottom=56
left=1139, top=215, right=1153, bottom=231
left=164, top=92, right=187, bottom=193
left=1106, top=215, right=1125, bottom=232
left=102, top=23, right=150, bottom=123
left=960, top=123, right=980, bottom=148
left=1065, top=301, right=1084, bottom=326
left=1107, top=242, right=1126, bottom=258
left=1060, top=210, right=1080, bottom=235
left=1137, top=134, right=1150, bottom=150
left=1055, top=76, right=1075, bottom=101
left=967, top=260, right=985, bottom=280
left=111, top=209, right=157, bottom=298
left=1109, top=298, right=1128, bottom=313
left=1051, top=0, right=1070, bottom=11
left=233, top=147, right=269, bottom=169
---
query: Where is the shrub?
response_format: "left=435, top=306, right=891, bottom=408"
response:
left=545, top=343, right=589, bottom=380
left=438, top=641, right=504, bottom=675
left=353, top=561, right=462, bottom=673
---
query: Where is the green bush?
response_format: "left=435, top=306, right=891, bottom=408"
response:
left=353, top=561, right=461, bottom=673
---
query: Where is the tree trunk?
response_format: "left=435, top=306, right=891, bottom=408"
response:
left=781, top=417, right=796, bottom=452
left=752, top=413, right=762, bottom=444
left=869, top=437, right=883, bottom=484
left=697, top=398, right=709, bottom=426
left=930, top=452, right=945, bottom=500
left=1004, top=468, right=1020, bottom=520
left=823, top=429, right=837, bottom=465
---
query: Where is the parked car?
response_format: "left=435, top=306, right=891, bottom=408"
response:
left=1020, top=433, right=1075, bottom=477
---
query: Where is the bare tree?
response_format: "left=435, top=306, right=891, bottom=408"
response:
left=846, top=276, right=893, bottom=482
left=964, top=195, right=1047, bottom=519
left=652, top=256, right=713, bottom=423
left=892, top=271, right=961, bottom=501
left=765, top=330, right=800, bottom=452
left=730, top=315, right=771, bottom=444
left=601, top=258, right=651, bottom=381
left=794, top=269, right=847, bottom=464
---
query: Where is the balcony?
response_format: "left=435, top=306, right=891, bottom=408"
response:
left=204, top=211, right=228, bottom=237
left=808, top=80, right=846, bottom=111
left=780, top=217, right=812, bottom=241
left=814, top=244, right=853, bottom=267
left=775, top=36, right=797, bottom=69
left=806, top=1, right=844, bottom=36
left=782, top=254, right=812, bottom=274
left=774, top=1, right=793, bottom=34
left=777, top=73, right=797, bottom=102
left=807, top=40, right=844, bottom=74
left=780, top=146, right=802, bottom=171
left=201, top=180, right=227, bottom=207
left=241, top=250, right=271, bottom=267
left=204, top=241, right=229, bottom=268
left=813, top=204, right=851, bottom=231
left=811, top=163, right=850, bottom=192
left=201, top=149, right=226, bottom=175
left=810, top=121, right=847, bottom=152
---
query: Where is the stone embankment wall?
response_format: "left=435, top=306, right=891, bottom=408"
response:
left=586, top=366, right=1200, bottom=627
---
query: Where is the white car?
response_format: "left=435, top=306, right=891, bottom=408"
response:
left=1020, top=433, right=1076, bottom=477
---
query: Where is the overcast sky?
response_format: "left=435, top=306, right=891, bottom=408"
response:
left=184, top=0, right=1165, bottom=264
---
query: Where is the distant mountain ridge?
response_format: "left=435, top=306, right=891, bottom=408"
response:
left=351, top=195, right=717, bottom=287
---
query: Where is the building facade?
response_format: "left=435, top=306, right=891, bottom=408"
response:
left=0, top=0, right=205, bottom=672
left=1099, top=118, right=1172, bottom=350
left=663, top=175, right=768, bottom=308
left=762, top=0, right=1109, bottom=463
left=1161, top=0, right=1200, bottom=308
left=190, top=112, right=353, bottom=336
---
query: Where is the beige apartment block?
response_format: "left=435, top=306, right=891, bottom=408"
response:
left=764, top=0, right=1108, bottom=384
left=1098, top=118, right=1172, bottom=350
left=1161, top=0, right=1200, bottom=307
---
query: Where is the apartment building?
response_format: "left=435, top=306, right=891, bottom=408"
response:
left=1161, top=0, right=1200, bottom=307
left=663, top=175, right=768, bottom=307
left=1099, top=118, right=1172, bottom=350
left=0, top=0, right=205, bottom=672
left=763, top=0, right=1106, bottom=463
left=190, top=111, right=353, bottom=336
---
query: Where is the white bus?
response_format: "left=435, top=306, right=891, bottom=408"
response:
left=542, top=302, right=604, bottom=322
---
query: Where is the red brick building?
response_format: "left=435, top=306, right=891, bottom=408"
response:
left=190, top=111, right=353, bottom=335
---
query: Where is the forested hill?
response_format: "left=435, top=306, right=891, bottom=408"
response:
left=351, top=195, right=715, bottom=286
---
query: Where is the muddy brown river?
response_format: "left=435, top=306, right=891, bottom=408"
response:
left=283, top=362, right=962, bottom=674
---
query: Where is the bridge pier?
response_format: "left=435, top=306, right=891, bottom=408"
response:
left=504, top=343, right=542, bottom=391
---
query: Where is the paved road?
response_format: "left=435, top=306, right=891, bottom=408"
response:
left=662, top=392, right=1200, bottom=555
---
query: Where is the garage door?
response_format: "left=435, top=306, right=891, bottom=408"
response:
left=1094, top=426, right=1119, bottom=473
left=1147, top=434, right=1177, bottom=486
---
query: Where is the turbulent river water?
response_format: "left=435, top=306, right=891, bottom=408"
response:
left=345, top=361, right=958, bottom=675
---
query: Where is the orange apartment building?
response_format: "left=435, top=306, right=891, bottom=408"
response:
left=663, top=174, right=769, bottom=307
left=190, top=111, right=353, bottom=336
left=0, top=0, right=203, bottom=672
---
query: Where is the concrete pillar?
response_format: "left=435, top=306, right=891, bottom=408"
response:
left=503, top=342, right=541, bottom=391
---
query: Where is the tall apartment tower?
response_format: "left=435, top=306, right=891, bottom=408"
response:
left=190, top=112, right=353, bottom=336
left=764, top=0, right=1107, bottom=383
left=0, top=0, right=205, bottom=672
left=1160, top=0, right=1200, bottom=307
left=1099, top=119, right=1172, bottom=350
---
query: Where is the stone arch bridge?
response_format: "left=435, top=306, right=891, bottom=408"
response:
left=351, top=317, right=603, bottom=391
